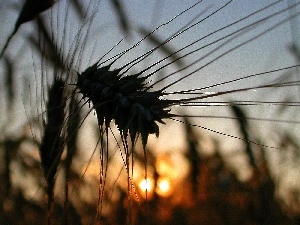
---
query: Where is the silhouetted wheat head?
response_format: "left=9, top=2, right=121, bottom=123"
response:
left=40, top=77, right=65, bottom=224
left=1, top=0, right=300, bottom=224
left=76, top=61, right=176, bottom=148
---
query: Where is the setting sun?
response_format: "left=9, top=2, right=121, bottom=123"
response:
left=156, top=177, right=172, bottom=197
left=139, top=178, right=155, bottom=194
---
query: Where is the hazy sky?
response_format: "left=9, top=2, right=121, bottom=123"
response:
left=0, top=0, right=299, bottom=146
left=0, top=0, right=300, bottom=191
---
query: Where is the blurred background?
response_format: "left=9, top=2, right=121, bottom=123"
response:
left=1, top=0, right=300, bottom=224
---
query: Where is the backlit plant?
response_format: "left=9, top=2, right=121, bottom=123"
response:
left=1, top=0, right=300, bottom=224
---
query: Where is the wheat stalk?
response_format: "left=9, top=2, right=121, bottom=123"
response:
left=1, top=0, right=300, bottom=224
left=0, top=0, right=55, bottom=58
left=39, top=77, right=65, bottom=225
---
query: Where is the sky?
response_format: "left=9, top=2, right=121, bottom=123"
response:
left=1, top=0, right=300, bottom=181
left=0, top=0, right=299, bottom=136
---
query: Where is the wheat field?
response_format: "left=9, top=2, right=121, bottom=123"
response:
left=1, top=0, right=300, bottom=224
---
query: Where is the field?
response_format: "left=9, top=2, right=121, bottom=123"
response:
left=1, top=0, right=300, bottom=224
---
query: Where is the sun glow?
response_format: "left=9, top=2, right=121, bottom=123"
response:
left=156, top=177, right=172, bottom=197
left=139, top=178, right=155, bottom=194
left=136, top=153, right=190, bottom=200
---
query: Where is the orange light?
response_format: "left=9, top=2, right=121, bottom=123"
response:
left=156, top=157, right=174, bottom=177
left=139, top=178, right=154, bottom=194
left=156, top=177, right=172, bottom=197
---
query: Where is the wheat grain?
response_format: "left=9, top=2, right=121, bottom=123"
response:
left=39, top=77, right=65, bottom=225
